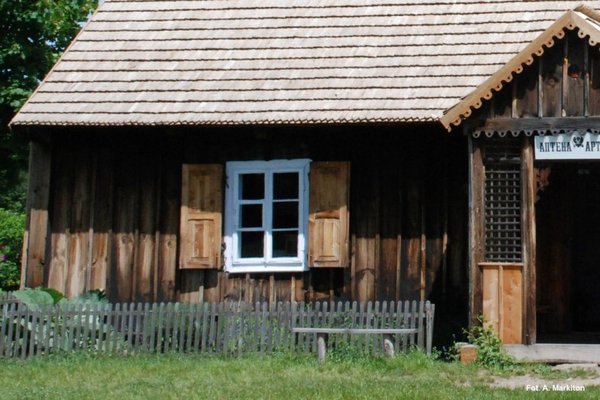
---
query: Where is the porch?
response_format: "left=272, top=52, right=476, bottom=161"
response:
left=506, top=344, right=600, bottom=364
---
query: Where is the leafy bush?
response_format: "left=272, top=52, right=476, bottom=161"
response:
left=2, top=288, right=118, bottom=356
left=0, top=209, right=25, bottom=290
left=465, top=316, right=515, bottom=370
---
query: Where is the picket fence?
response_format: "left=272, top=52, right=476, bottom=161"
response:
left=0, top=298, right=434, bottom=359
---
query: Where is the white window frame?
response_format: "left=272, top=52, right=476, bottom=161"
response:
left=224, top=159, right=310, bottom=273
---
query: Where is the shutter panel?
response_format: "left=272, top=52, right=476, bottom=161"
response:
left=308, top=161, right=350, bottom=268
left=179, top=164, right=223, bottom=269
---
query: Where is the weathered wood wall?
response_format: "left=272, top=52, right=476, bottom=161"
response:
left=32, top=124, right=467, bottom=308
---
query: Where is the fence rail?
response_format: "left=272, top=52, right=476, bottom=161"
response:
left=0, top=299, right=434, bottom=359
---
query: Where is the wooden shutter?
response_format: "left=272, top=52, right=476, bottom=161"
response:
left=308, top=161, right=350, bottom=268
left=179, top=164, right=223, bottom=269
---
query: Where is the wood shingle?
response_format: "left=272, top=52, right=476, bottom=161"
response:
left=11, top=0, right=600, bottom=128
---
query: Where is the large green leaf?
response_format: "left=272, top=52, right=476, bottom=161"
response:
left=11, top=287, right=54, bottom=311
left=40, top=287, right=65, bottom=304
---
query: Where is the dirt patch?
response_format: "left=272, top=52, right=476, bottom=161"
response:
left=491, top=366, right=600, bottom=391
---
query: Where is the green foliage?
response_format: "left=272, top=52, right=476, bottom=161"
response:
left=1, top=0, right=98, bottom=212
left=11, top=287, right=55, bottom=311
left=70, top=288, right=107, bottom=304
left=0, top=0, right=98, bottom=287
left=328, top=339, right=369, bottom=363
left=465, top=316, right=516, bottom=370
left=0, top=208, right=25, bottom=290
left=39, top=287, right=65, bottom=304
left=1, top=0, right=99, bottom=115
left=2, top=288, right=121, bottom=355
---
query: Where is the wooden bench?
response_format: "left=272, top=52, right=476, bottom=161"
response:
left=292, top=327, right=418, bottom=363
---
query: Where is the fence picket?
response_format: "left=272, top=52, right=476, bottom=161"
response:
left=164, top=303, right=171, bottom=352
left=19, top=305, right=30, bottom=359
left=0, top=302, right=7, bottom=356
left=0, top=298, right=434, bottom=359
left=7, top=303, right=18, bottom=357
left=171, top=303, right=180, bottom=353
left=222, top=303, right=230, bottom=356
left=417, top=301, right=425, bottom=349
left=426, top=302, right=435, bottom=356
left=177, top=303, right=187, bottom=353
left=409, top=301, right=417, bottom=348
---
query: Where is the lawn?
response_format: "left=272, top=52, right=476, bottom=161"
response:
left=0, top=351, right=598, bottom=399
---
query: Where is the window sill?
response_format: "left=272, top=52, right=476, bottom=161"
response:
left=225, top=265, right=309, bottom=274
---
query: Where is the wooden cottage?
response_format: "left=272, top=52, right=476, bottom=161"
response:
left=10, top=0, right=600, bottom=345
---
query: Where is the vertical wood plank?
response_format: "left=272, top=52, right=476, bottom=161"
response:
left=134, top=157, right=158, bottom=302
left=111, top=153, right=138, bottom=302
left=565, top=31, right=585, bottom=116
left=22, top=140, right=52, bottom=289
left=542, top=41, right=563, bottom=117
left=589, top=40, right=600, bottom=115
left=90, top=146, right=114, bottom=292
left=402, top=173, right=422, bottom=301
left=157, top=149, right=179, bottom=302
left=48, top=146, right=74, bottom=294
left=502, top=266, right=523, bottom=344
left=66, top=147, right=93, bottom=298
left=482, top=265, right=500, bottom=334
left=516, top=59, right=539, bottom=118
left=584, top=41, right=590, bottom=116
left=380, top=156, right=401, bottom=301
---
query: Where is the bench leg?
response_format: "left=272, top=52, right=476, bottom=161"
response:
left=317, top=333, right=327, bottom=363
left=383, top=334, right=395, bottom=358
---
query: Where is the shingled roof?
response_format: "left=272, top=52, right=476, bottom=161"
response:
left=10, top=0, right=600, bottom=129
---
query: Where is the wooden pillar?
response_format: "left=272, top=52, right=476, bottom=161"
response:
left=521, top=137, right=537, bottom=344
left=21, top=140, right=52, bottom=288
left=468, top=135, right=485, bottom=326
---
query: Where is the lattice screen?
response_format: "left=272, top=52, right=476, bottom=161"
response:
left=483, top=139, right=522, bottom=262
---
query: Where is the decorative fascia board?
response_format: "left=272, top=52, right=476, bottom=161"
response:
left=441, top=8, right=600, bottom=132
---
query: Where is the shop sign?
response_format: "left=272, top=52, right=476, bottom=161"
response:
left=534, top=132, right=600, bottom=160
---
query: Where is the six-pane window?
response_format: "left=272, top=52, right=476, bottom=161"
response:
left=225, top=160, right=310, bottom=272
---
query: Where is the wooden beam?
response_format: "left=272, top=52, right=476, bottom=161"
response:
left=521, top=137, right=537, bottom=344
left=468, top=135, right=485, bottom=327
left=21, top=141, right=52, bottom=288
left=584, top=43, right=590, bottom=117
left=464, top=117, right=600, bottom=134
left=562, top=35, right=569, bottom=117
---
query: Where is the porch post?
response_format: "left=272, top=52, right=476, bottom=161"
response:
left=468, top=135, right=485, bottom=327
left=521, top=136, right=537, bottom=344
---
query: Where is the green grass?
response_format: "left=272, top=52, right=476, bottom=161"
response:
left=0, top=351, right=598, bottom=400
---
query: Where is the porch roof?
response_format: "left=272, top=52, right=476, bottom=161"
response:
left=10, top=1, right=600, bottom=129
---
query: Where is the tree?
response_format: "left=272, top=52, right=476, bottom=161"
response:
left=0, top=0, right=98, bottom=289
